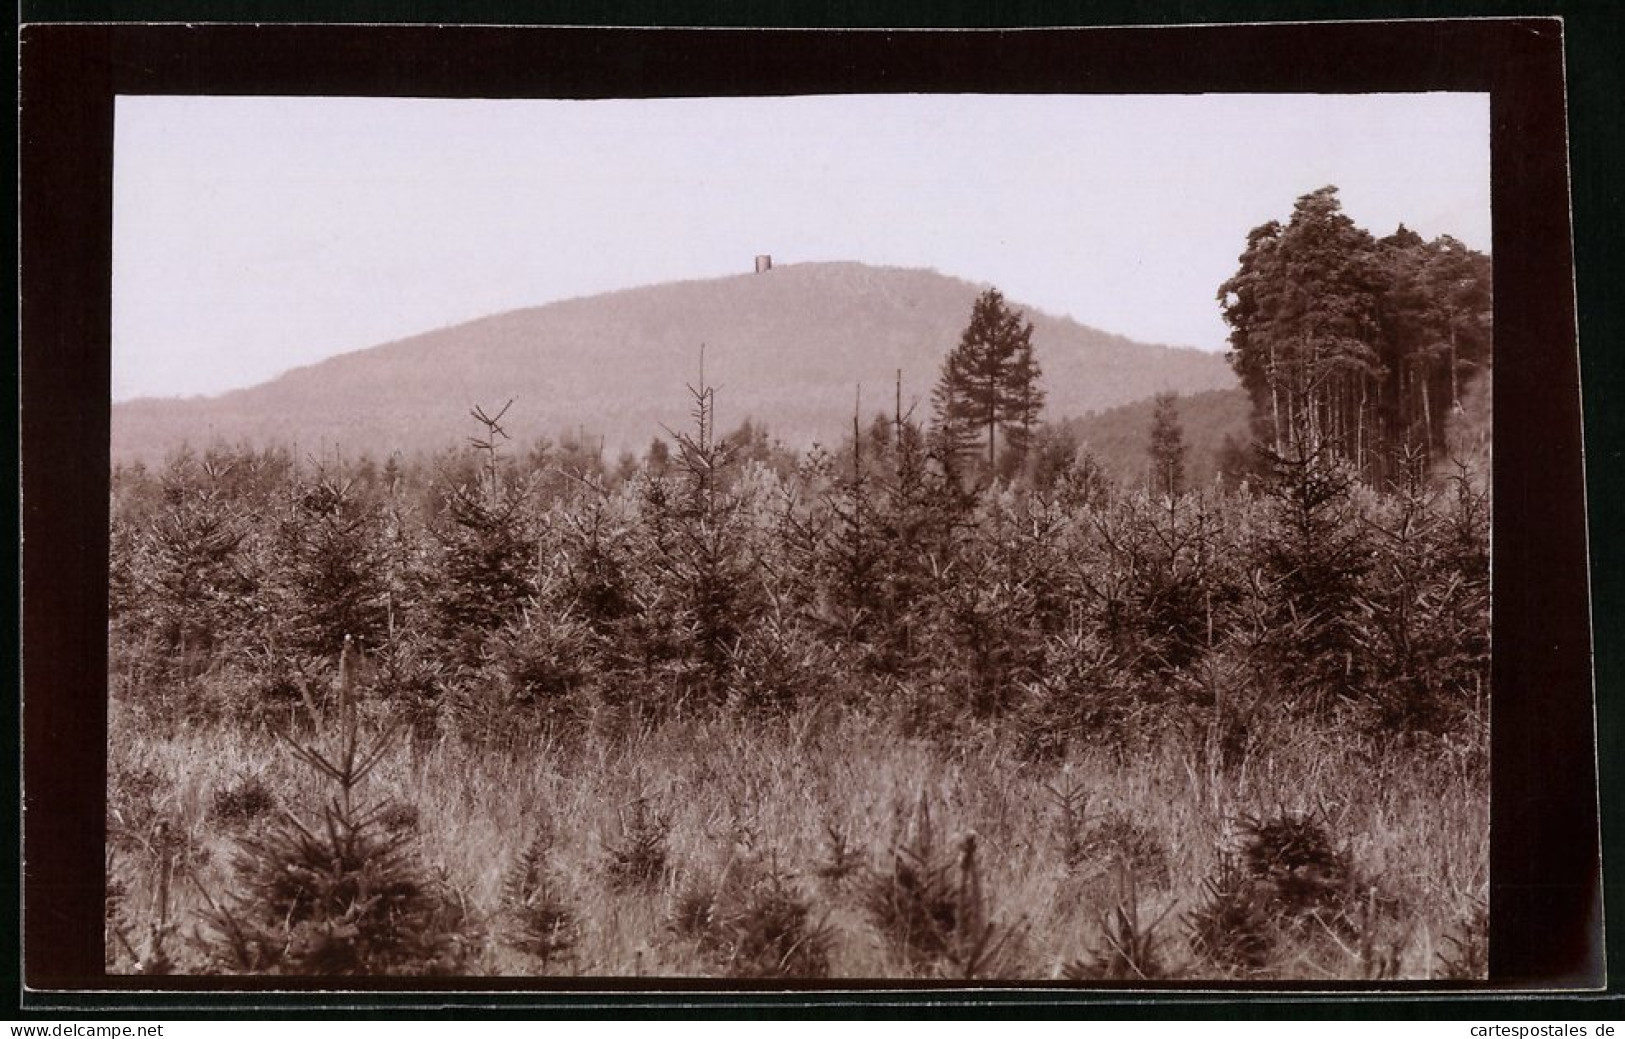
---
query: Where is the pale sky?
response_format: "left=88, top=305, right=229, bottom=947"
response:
left=112, top=93, right=1490, bottom=401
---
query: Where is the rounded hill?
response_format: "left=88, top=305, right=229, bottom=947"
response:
left=112, top=262, right=1237, bottom=462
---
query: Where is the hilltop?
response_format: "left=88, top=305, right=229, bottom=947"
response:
left=111, top=262, right=1238, bottom=462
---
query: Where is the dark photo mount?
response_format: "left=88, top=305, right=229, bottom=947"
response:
left=16, top=14, right=1598, bottom=1010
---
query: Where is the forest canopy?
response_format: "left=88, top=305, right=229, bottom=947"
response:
left=1218, top=186, right=1491, bottom=483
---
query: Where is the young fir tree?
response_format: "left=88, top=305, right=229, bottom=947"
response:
left=1148, top=392, right=1188, bottom=498
left=931, top=288, right=1045, bottom=472
left=268, top=471, right=390, bottom=658
left=131, top=451, right=259, bottom=679
left=430, top=403, right=535, bottom=664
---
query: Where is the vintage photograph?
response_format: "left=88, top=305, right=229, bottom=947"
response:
left=99, top=89, right=1496, bottom=982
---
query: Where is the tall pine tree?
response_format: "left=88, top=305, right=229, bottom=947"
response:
left=931, top=288, right=1045, bottom=471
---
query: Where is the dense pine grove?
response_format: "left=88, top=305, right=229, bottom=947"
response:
left=1219, top=187, right=1491, bottom=483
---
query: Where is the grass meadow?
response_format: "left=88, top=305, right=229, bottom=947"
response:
left=106, top=681, right=1488, bottom=982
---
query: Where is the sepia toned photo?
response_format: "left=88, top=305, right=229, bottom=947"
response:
left=100, top=90, right=1495, bottom=983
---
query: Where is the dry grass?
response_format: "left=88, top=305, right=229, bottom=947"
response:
left=106, top=694, right=1488, bottom=981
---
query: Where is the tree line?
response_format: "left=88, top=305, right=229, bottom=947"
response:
left=1218, top=186, right=1491, bottom=483
left=109, top=400, right=1487, bottom=758
left=924, top=185, right=1489, bottom=492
